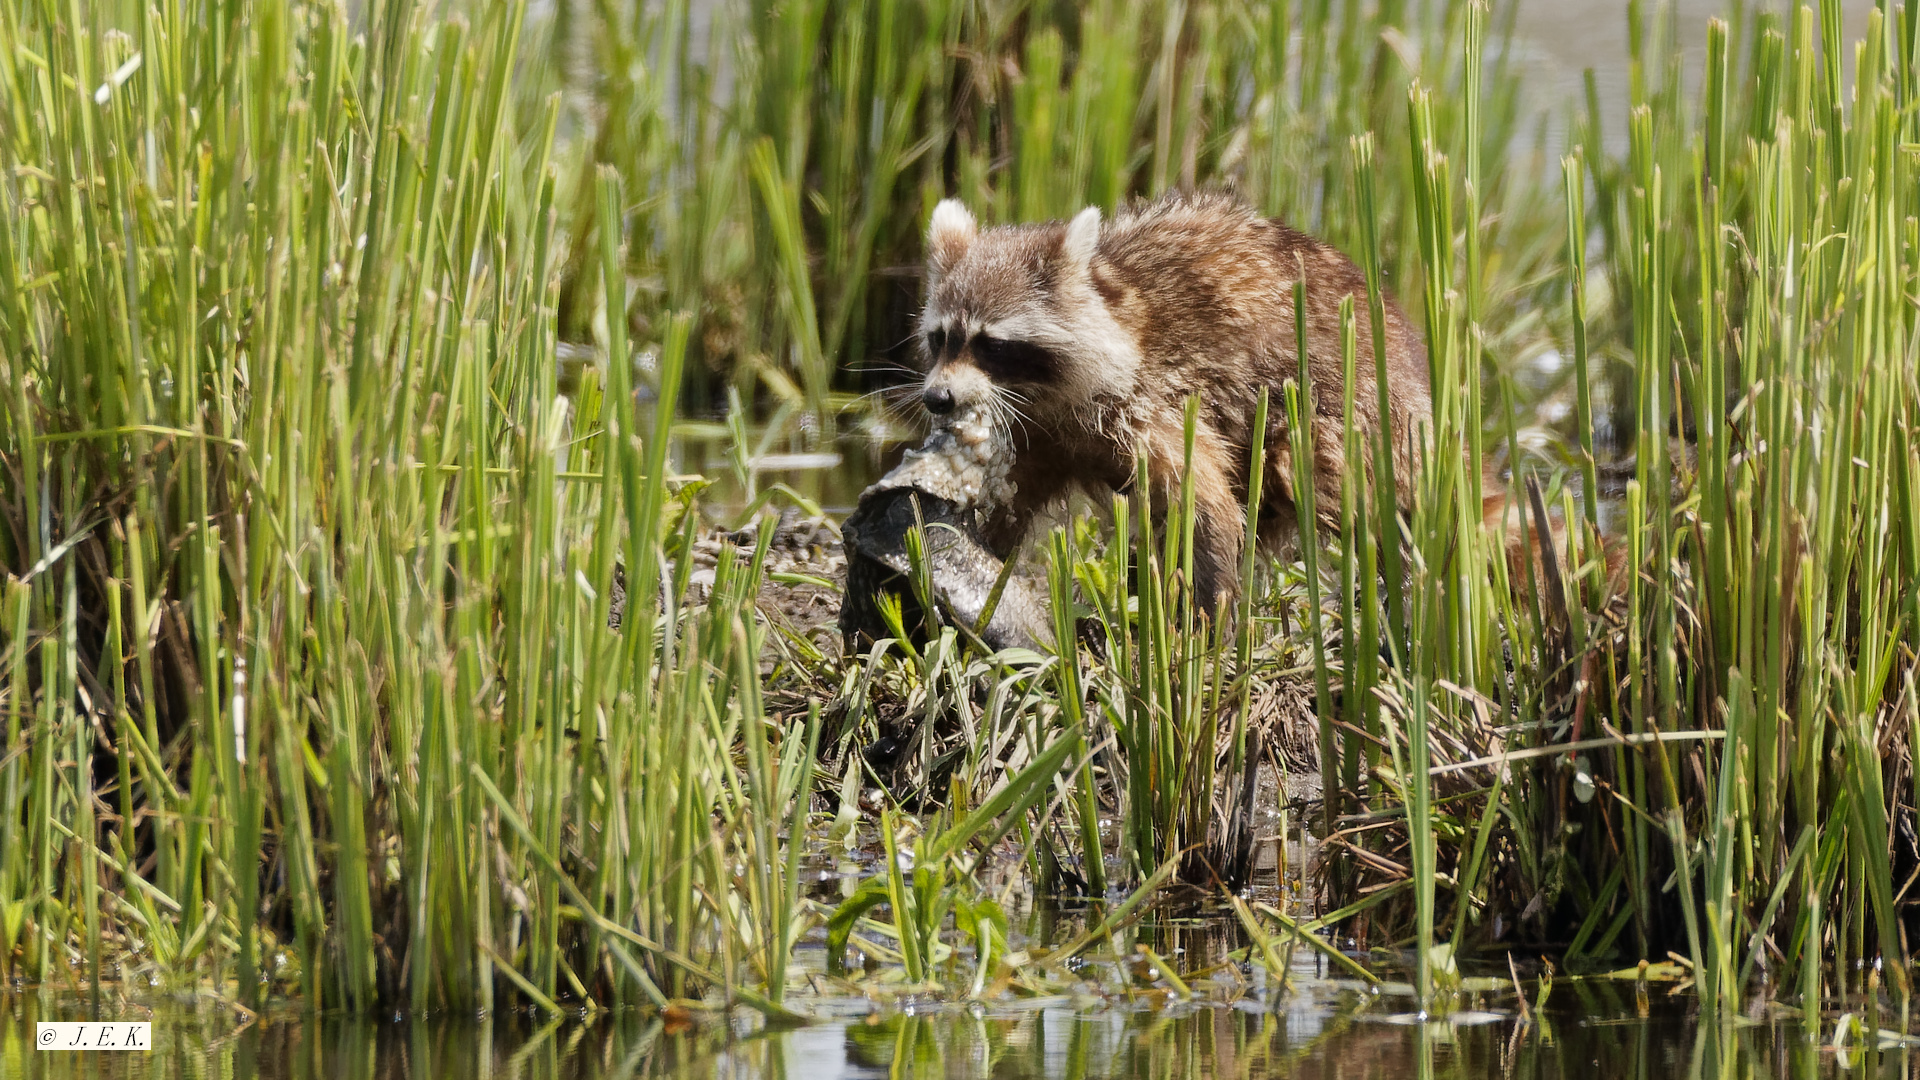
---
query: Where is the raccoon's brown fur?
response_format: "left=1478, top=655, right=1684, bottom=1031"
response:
left=916, top=189, right=1431, bottom=613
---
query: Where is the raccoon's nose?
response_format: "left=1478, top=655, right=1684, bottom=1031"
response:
left=922, top=385, right=956, bottom=415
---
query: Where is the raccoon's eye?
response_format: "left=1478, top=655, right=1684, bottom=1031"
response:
left=924, top=327, right=950, bottom=359
left=970, top=335, right=1055, bottom=381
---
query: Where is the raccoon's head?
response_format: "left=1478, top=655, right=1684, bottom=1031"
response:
left=916, top=199, right=1140, bottom=432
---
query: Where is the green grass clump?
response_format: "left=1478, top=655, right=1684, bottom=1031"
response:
left=5, top=0, right=1920, bottom=1028
left=1317, top=0, right=1920, bottom=1013
left=0, top=0, right=822, bottom=1016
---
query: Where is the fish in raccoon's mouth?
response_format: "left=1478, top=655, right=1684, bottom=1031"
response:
left=842, top=397, right=1049, bottom=653
left=875, top=398, right=1016, bottom=514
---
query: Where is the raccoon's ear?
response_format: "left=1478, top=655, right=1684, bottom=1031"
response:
left=1062, top=206, right=1102, bottom=276
left=927, top=199, right=977, bottom=278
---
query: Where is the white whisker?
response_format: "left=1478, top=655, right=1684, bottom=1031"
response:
left=852, top=362, right=929, bottom=380
left=991, top=389, right=1035, bottom=441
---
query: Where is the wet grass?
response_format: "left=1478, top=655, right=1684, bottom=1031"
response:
left=3, top=0, right=1920, bottom=1043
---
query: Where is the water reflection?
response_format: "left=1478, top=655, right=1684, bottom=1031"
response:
left=8, top=980, right=1913, bottom=1079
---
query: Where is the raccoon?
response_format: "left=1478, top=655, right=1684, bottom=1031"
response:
left=915, top=189, right=1431, bottom=614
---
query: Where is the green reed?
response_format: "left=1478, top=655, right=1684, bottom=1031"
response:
left=0, top=0, right=864, bottom=1017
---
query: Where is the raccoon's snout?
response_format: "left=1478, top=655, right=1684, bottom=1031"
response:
left=920, top=360, right=993, bottom=419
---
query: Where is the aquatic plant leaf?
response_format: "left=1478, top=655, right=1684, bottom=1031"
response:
left=825, top=878, right=896, bottom=977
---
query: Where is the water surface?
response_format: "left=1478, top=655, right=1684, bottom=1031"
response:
left=11, top=970, right=1915, bottom=1079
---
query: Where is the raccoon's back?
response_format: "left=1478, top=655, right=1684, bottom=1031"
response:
left=1093, top=191, right=1430, bottom=476
left=1097, top=193, right=1374, bottom=361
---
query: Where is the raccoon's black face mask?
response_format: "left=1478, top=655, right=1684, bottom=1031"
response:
left=966, top=335, right=1059, bottom=383
left=921, top=326, right=1053, bottom=416
left=924, top=326, right=1057, bottom=385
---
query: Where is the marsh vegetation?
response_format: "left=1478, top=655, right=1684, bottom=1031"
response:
left=3, top=0, right=1920, bottom=1072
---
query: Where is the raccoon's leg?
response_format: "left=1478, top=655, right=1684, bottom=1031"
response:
left=1142, top=419, right=1245, bottom=617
